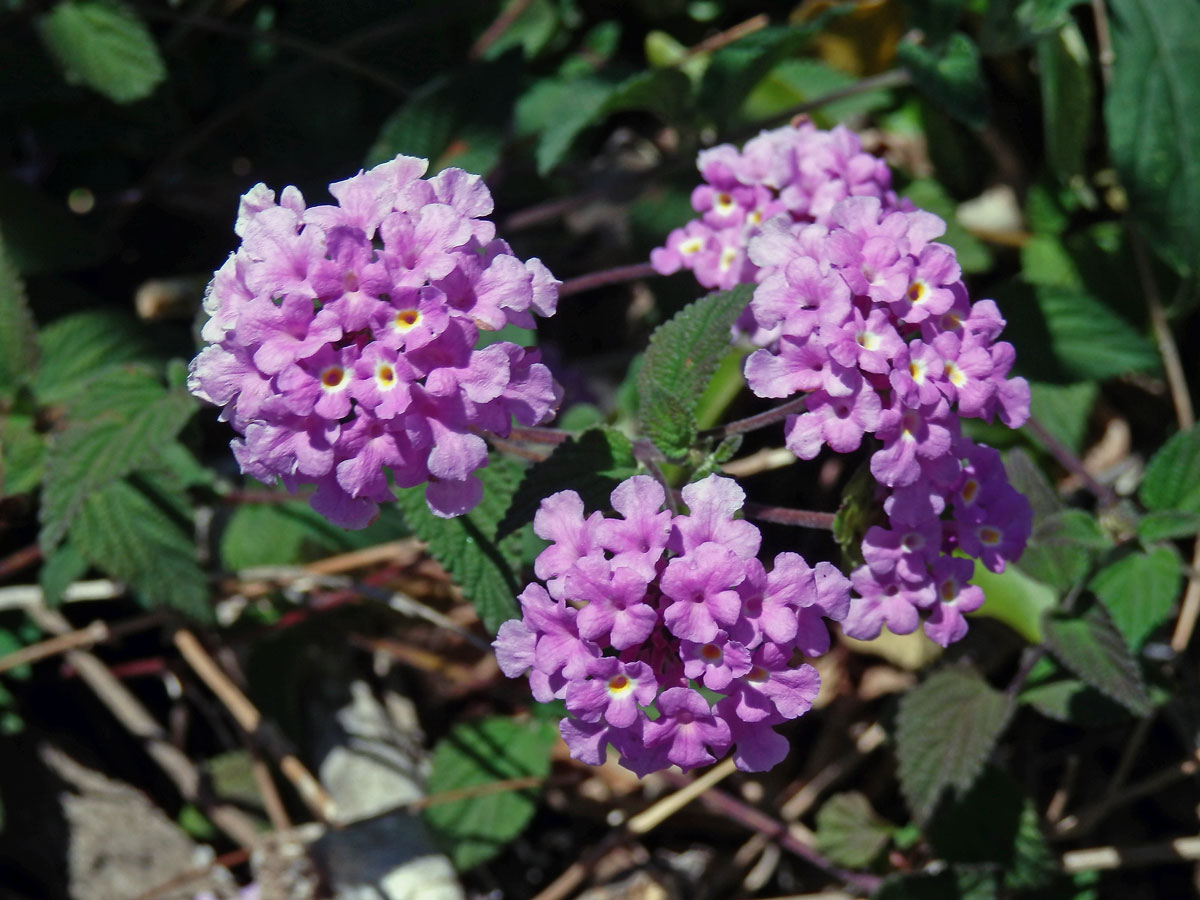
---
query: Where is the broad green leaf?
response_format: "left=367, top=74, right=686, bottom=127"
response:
left=600, top=67, right=692, bottom=126
left=1140, top=424, right=1200, bottom=513
left=906, top=0, right=973, bottom=51
left=395, top=457, right=527, bottom=633
left=741, top=58, right=894, bottom=126
left=1018, top=510, right=1111, bottom=593
left=33, top=310, right=162, bottom=404
left=368, top=57, right=521, bottom=176
left=69, top=475, right=211, bottom=621
left=220, top=502, right=368, bottom=571
left=0, top=414, right=47, bottom=497
left=498, top=428, right=637, bottom=540
left=1027, top=381, right=1098, bottom=455
left=37, top=0, right=166, bottom=104
left=515, top=75, right=617, bottom=175
left=1038, top=21, right=1094, bottom=187
left=424, top=716, right=556, bottom=870
left=833, top=462, right=884, bottom=569
left=478, top=0, right=559, bottom=60
left=637, top=285, right=752, bottom=458
left=39, top=365, right=196, bottom=551
left=1137, top=510, right=1200, bottom=542
left=895, top=666, right=1014, bottom=823
left=1019, top=657, right=1130, bottom=725
left=898, top=33, right=988, bottom=129
left=700, top=23, right=825, bottom=126
left=926, top=766, right=1057, bottom=892
left=1044, top=605, right=1151, bottom=715
left=1002, top=446, right=1062, bottom=523
left=0, top=224, right=36, bottom=394
left=982, top=0, right=1089, bottom=52
left=1106, top=0, right=1200, bottom=274
left=973, top=557, right=1057, bottom=644
left=814, top=792, right=892, bottom=869
left=39, top=541, right=89, bottom=607
left=1033, top=288, right=1160, bottom=381
left=902, top=179, right=993, bottom=273
left=1089, top=545, right=1182, bottom=649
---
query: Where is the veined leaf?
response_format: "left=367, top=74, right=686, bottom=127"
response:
left=39, top=365, right=196, bottom=551
left=1033, top=287, right=1160, bottom=380
left=700, top=22, right=825, bottom=126
left=37, top=0, right=166, bottom=104
left=395, top=456, right=527, bottom=633
left=814, top=792, right=892, bottom=869
left=498, top=428, right=637, bottom=540
left=69, top=475, right=211, bottom=621
left=898, top=33, right=988, bottom=129
left=0, top=414, right=47, bottom=498
left=1044, top=605, right=1152, bottom=715
left=895, top=666, right=1013, bottom=823
left=1140, top=424, right=1200, bottom=513
left=1089, top=545, right=1182, bottom=649
left=1038, top=21, right=1094, bottom=187
left=1019, top=656, right=1130, bottom=725
left=1106, top=0, right=1200, bottom=274
left=637, top=285, right=752, bottom=459
left=34, top=309, right=162, bottom=404
left=1018, top=509, right=1111, bottom=593
left=1137, top=510, right=1200, bottom=542
left=424, top=716, right=556, bottom=870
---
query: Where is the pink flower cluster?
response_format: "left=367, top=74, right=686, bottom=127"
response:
left=742, top=195, right=1032, bottom=646
left=650, top=121, right=897, bottom=293
left=189, top=156, right=561, bottom=528
left=493, top=474, right=851, bottom=775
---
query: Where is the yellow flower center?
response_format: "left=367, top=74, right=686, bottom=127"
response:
left=394, top=309, right=421, bottom=331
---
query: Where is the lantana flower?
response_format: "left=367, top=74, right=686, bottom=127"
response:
left=189, top=156, right=562, bottom=527
left=495, top=474, right=851, bottom=776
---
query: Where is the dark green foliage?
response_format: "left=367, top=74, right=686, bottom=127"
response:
left=1140, top=425, right=1200, bottom=514
left=895, top=667, right=1014, bottom=823
left=424, top=716, right=556, bottom=870
left=1043, top=605, right=1152, bottom=716
left=898, top=34, right=988, bottom=129
left=637, top=285, right=753, bottom=459
left=1106, top=0, right=1200, bottom=274
left=395, top=456, right=530, bottom=634
left=1089, top=545, right=1182, bottom=650
left=814, top=791, right=893, bottom=869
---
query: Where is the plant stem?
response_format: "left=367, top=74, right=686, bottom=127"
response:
left=1022, top=414, right=1117, bottom=507
left=507, top=425, right=572, bottom=445
left=702, top=396, right=808, bottom=440
left=558, top=261, right=660, bottom=298
left=743, top=502, right=836, bottom=531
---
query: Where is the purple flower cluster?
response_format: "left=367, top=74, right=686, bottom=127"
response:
left=189, top=156, right=561, bottom=528
left=493, top=474, right=851, bottom=775
left=650, top=121, right=897, bottom=294
left=742, top=196, right=1032, bottom=646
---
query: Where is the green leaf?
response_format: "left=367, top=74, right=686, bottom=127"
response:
left=1027, top=381, right=1098, bottom=455
left=973, top=557, right=1057, bottom=644
left=39, top=366, right=196, bottom=551
left=39, top=542, right=89, bottom=607
left=33, top=310, right=162, bottom=405
left=1089, top=545, right=1182, bottom=649
left=1018, top=510, right=1111, bottom=593
left=1038, top=21, right=1094, bottom=187
left=0, top=414, right=47, bottom=497
left=600, top=67, right=692, bottom=126
left=368, top=57, right=522, bottom=176
left=741, top=58, right=894, bottom=126
left=982, top=0, right=1089, bottom=52
left=1106, top=0, right=1200, bottom=274
left=424, top=716, right=556, bottom=870
left=898, top=33, right=988, bottom=129
left=637, top=285, right=752, bottom=458
left=1044, top=605, right=1152, bottom=715
left=220, top=501, right=367, bottom=571
left=395, top=457, right=527, bottom=633
left=1140, top=424, right=1200, bottom=513
left=478, top=0, right=559, bottom=60
left=814, top=792, right=892, bottom=869
left=926, top=766, right=1057, bottom=891
left=515, top=74, right=617, bottom=175
left=1019, top=657, right=1130, bottom=725
left=498, top=428, right=637, bottom=540
left=0, top=224, right=36, bottom=395
left=37, top=0, right=166, bottom=104
left=1137, top=509, right=1200, bottom=542
left=1033, top=288, right=1160, bottom=381
left=895, top=666, right=1014, bottom=823
left=700, top=23, right=825, bottom=125
left=69, top=475, right=211, bottom=620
